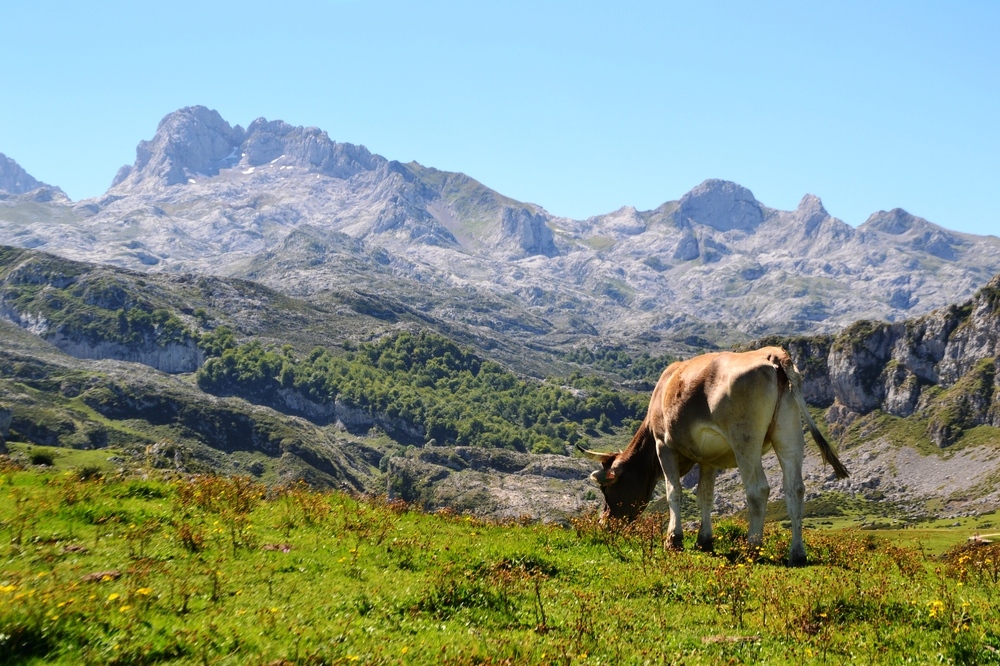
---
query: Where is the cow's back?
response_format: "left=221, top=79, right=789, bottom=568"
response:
left=650, top=349, right=784, bottom=466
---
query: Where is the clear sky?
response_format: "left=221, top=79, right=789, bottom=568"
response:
left=2, top=1, right=998, bottom=236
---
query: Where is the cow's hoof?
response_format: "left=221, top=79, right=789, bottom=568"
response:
left=788, top=551, right=807, bottom=568
left=696, top=537, right=714, bottom=553
left=665, top=535, right=685, bottom=551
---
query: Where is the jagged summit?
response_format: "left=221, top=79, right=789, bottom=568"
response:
left=792, top=193, right=834, bottom=236
left=110, top=106, right=385, bottom=192
left=0, top=152, right=59, bottom=197
left=240, top=117, right=382, bottom=179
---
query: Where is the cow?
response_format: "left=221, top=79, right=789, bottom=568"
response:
left=579, top=346, right=848, bottom=566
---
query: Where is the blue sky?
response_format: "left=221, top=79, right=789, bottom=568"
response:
left=2, top=1, right=998, bottom=236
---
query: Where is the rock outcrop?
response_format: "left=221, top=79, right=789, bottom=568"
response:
left=1, top=153, right=45, bottom=195
left=47, top=334, right=204, bottom=374
left=772, top=274, right=1000, bottom=447
left=386, top=446, right=598, bottom=522
left=0, top=247, right=204, bottom=374
left=494, top=206, right=558, bottom=258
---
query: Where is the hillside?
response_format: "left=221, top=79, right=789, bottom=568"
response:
left=0, top=246, right=650, bottom=520
left=2, top=244, right=1000, bottom=523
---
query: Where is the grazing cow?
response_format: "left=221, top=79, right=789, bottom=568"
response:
left=580, top=347, right=848, bottom=566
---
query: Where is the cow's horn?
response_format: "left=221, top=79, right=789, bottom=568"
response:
left=576, top=444, right=619, bottom=463
left=590, top=468, right=618, bottom=486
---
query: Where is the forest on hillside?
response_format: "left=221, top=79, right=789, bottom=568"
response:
left=195, top=330, right=667, bottom=454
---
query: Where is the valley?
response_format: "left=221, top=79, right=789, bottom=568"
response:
left=1, top=107, right=999, bottom=524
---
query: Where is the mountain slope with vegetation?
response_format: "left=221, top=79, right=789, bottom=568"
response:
left=2, top=244, right=1000, bottom=521
left=0, top=246, right=661, bottom=519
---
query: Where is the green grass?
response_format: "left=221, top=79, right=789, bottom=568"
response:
left=4, top=444, right=124, bottom=474
left=3, top=463, right=1000, bottom=664
left=581, top=236, right=616, bottom=252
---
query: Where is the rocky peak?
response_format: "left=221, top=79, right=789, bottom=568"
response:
left=111, top=106, right=245, bottom=190
left=0, top=153, right=55, bottom=196
left=676, top=179, right=763, bottom=232
left=794, top=194, right=830, bottom=234
left=241, top=117, right=382, bottom=178
left=598, top=206, right=646, bottom=237
left=110, top=107, right=385, bottom=191
left=861, top=209, right=961, bottom=260
left=861, top=208, right=921, bottom=235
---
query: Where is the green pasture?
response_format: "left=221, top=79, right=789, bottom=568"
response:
left=3, top=443, right=125, bottom=474
left=1, top=461, right=999, bottom=665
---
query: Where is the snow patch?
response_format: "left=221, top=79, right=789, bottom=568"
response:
left=242, top=167, right=256, bottom=175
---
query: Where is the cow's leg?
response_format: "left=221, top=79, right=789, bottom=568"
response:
left=656, top=440, right=685, bottom=549
left=776, top=447, right=806, bottom=566
left=733, top=451, right=770, bottom=549
left=696, top=465, right=717, bottom=552
left=769, top=403, right=808, bottom=566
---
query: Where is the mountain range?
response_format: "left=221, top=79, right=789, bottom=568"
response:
left=2, top=106, right=999, bottom=359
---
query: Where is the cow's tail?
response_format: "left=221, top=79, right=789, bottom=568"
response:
left=778, top=353, right=850, bottom=480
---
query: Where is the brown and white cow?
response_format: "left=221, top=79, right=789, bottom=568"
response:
left=580, top=346, right=848, bottom=566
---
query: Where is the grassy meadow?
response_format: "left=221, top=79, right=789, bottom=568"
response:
left=2, top=457, right=1000, bottom=665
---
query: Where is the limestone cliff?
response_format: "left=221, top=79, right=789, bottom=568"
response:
left=765, top=274, right=1000, bottom=447
left=0, top=247, right=203, bottom=374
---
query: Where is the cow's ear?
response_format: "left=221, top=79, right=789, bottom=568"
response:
left=590, top=467, right=618, bottom=486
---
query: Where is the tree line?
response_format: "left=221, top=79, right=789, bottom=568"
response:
left=196, top=329, right=648, bottom=454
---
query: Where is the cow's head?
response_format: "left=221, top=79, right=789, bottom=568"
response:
left=578, top=445, right=652, bottom=523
